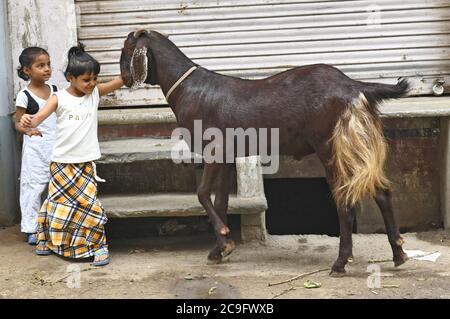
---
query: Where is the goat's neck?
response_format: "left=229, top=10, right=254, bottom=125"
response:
left=150, top=34, right=195, bottom=103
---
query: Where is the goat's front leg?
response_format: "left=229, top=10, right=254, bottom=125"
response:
left=198, top=163, right=231, bottom=262
left=207, top=163, right=235, bottom=263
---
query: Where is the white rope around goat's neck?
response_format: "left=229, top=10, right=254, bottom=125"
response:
left=165, top=66, right=197, bottom=102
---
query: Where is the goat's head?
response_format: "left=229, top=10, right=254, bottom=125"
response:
left=120, top=29, right=154, bottom=88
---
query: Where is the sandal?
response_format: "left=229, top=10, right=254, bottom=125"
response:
left=35, top=243, right=52, bottom=256
left=26, top=233, right=38, bottom=245
left=92, top=249, right=110, bottom=267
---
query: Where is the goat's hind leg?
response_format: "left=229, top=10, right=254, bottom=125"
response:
left=317, top=147, right=355, bottom=276
left=374, top=188, right=408, bottom=267
left=330, top=205, right=356, bottom=277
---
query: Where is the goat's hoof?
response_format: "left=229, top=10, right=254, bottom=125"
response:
left=329, top=269, right=346, bottom=277
left=220, top=240, right=235, bottom=258
left=330, top=263, right=346, bottom=277
left=207, top=246, right=223, bottom=265
left=206, top=257, right=222, bottom=265
left=394, top=251, right=409, bottom=267
left=207, top=245, right=223, bottom=264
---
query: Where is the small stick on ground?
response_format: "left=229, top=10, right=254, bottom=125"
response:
left=368, top=251, right=439, bottom=264
left=382, top=284, right=399, bottom=288
left=271, top=285, right=297, bottom=299
left=368, top=257, right=393, bottom=263
left=268, top=268, right=329, bottom=287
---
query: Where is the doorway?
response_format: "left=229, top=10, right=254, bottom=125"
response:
left=264, top=178, right=348, bottom=236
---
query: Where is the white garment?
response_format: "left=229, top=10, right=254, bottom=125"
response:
left=16, top=85, right=57, bottom=233
left=52, top=87, right=101, bottom=163
left=20, top=182, right=47, bottom=233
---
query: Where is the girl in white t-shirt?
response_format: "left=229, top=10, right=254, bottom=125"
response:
left=21, top=43, right=123, bottom=266
left=15, top=47, right=57, bottom=246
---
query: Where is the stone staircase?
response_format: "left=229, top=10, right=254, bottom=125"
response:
left=96, top=118, right=268, bottom=241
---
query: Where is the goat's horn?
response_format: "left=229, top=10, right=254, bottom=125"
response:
left=134, top=30, right=148, bottom=38
left=158, top=31, right=169, bottom=38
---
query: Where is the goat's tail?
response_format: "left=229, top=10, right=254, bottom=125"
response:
left=360, top=77, right=410, bottom=106
left=329, top=93, right=390, bottom=210
left=329, top=78, right=409, bottom=210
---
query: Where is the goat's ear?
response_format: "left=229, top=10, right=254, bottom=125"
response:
left=130, top=40, right=151, bottom=89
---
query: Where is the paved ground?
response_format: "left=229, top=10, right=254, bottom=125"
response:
left=0, top=225, right=449, bottom=299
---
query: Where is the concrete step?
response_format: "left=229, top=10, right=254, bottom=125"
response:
left=100, top=193, right=267, bottom=218
left=98, top=137, right=200, bottom=164
left=96, top=137, right=215, bottom=194
left=98, top=107, right=177, bottom=141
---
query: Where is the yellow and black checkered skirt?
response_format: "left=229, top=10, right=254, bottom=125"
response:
left=37, top=161, right=108, bottom=258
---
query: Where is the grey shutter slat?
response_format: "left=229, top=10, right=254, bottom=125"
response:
left=75, top=0, right=450, bottom=107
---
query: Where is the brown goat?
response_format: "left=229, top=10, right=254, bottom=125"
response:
left=119, top=30, right=409, bottom=275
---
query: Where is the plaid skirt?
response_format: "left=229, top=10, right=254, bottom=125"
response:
left=37, top=161, right=108, bottom=258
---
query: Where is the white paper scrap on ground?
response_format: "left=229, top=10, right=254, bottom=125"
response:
left=404, top=250, right=441, bottom=262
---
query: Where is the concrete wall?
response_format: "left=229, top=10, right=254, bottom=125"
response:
left=0, top=0, right=78, bottom=226
left=358, top=117, right=442, bottom=233
left=0, top=0, right=18, bottom=225
left=440, top=117, right=450, bottom=229
left=7, top=0, right=78, bottom=96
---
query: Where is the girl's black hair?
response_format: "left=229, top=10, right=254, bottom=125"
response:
left=17, top=47, right=49, bottom=81
left=64, top=42, right=100, bottom=80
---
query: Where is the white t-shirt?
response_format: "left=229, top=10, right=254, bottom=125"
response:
left=52, top=87, right=101, bottom=163
left=16, top=85, right=57, bottom=141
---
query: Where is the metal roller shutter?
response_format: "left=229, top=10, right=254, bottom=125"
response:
left=75, top=0, right=450, bottom=107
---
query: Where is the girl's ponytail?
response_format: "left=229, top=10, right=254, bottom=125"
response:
left=67, top=42, right=86, bottom=60
left=17, top=66, right=29, bottom=81
left=64, top=42, right=100, bottom=80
